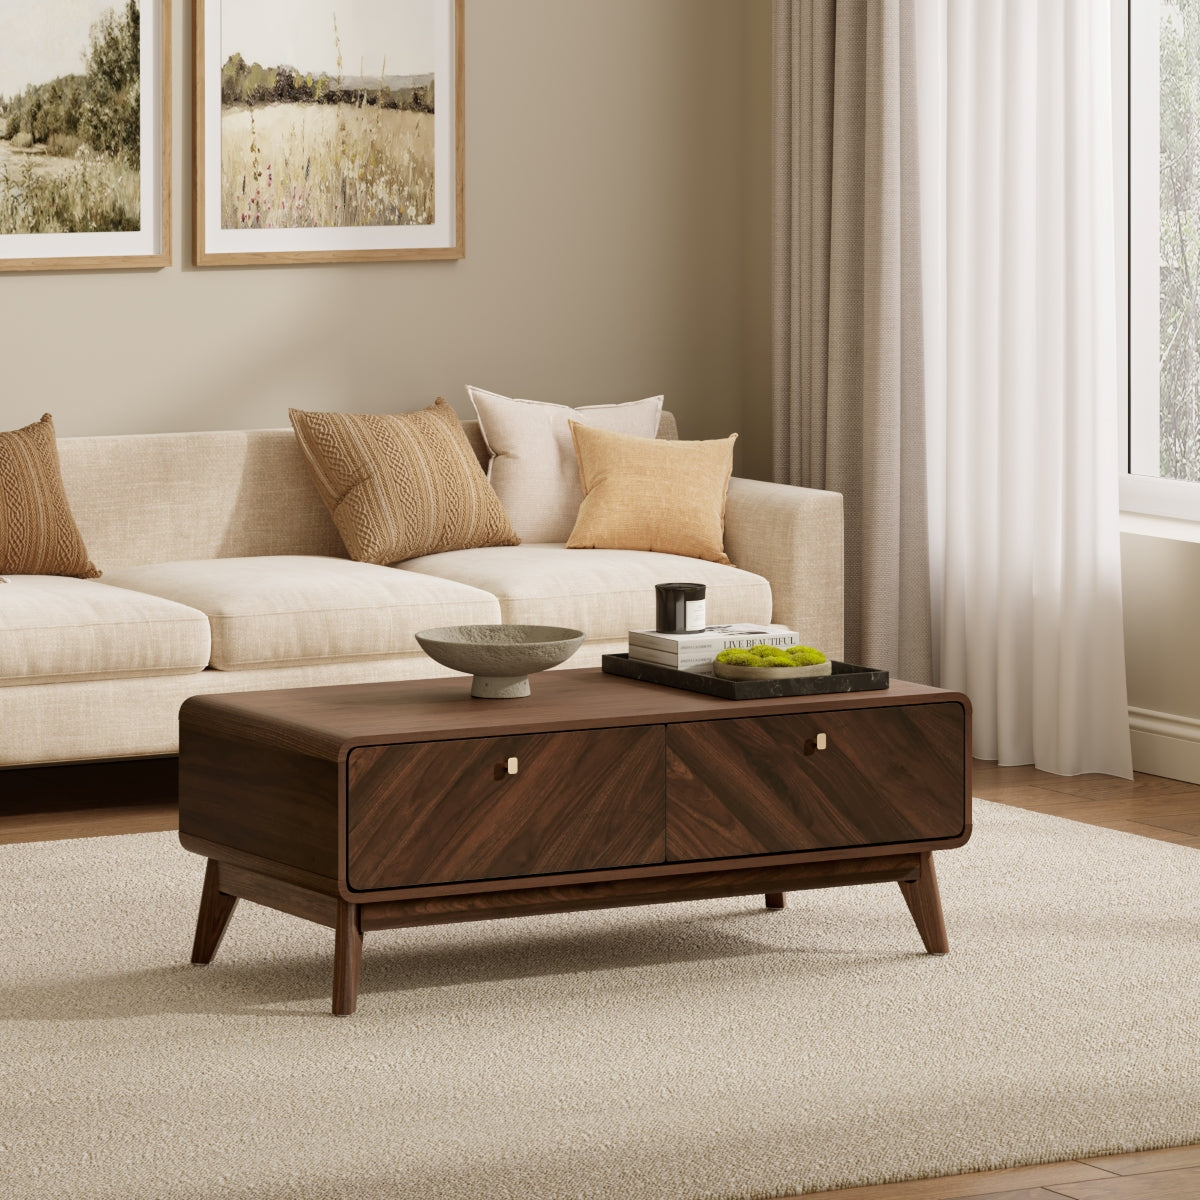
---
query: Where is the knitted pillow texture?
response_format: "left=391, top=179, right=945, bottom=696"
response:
left=289, top=398, right=519, bottom=565
left=0, top=413, right=99, bottom=578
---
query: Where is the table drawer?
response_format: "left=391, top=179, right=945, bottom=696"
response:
left=666, top=702, right=967, bottom=861
left=346, top=725, right=666, bottom=890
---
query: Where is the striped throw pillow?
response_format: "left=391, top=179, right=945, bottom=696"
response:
left=289, top=398, right=519, bottom=565
left=0, top=414, right=99, bottom=578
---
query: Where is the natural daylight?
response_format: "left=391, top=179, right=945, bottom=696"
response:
left=0, top=0, right=141, bottom=235
left=219, top=1, right=436, bottom=230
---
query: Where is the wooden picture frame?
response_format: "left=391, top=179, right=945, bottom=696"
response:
left=0, top=0, right=171, bottom=272
left=194, top=0, right=464, bottom=267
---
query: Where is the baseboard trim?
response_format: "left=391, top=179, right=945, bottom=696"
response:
left=1129, top=706, right=1200, bottom=785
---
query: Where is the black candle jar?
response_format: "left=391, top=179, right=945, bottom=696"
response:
left=655, top=583, right=707, bottom=634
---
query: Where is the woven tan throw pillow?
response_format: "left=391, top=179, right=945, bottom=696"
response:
left=0, top=413, right=99, bottom=578
left=289, top=399, right=519, bottom=565
left=566, top=422, right=737, bottom=565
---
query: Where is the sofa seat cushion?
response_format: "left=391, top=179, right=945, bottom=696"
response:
left=100, top=556, right=502, bottom=671
left=400, top=545, right=771, bottom=641
left=0, top=575, right=210, bottom=686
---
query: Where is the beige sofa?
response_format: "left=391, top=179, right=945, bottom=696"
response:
left=0, top=414, right=843, bottom=798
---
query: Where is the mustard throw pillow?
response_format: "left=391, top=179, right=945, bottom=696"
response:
left=289, top=399, right=519, bottom=565
left=566, top=422, right=737, bottom=564
left=0, top=413, right=99, bottom=578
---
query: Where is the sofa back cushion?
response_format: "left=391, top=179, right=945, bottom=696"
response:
left=56, top=429, right=346, bottom=570
left=53, top=413, right=679, bottom=571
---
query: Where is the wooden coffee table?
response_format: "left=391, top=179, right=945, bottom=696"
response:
left=179, top=668, right=972, bottom=1015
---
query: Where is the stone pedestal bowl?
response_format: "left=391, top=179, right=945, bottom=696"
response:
left=415, top=624, right=586, bottom=698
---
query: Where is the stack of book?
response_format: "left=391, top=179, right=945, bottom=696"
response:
left=627, top=623, right=801, bottom=673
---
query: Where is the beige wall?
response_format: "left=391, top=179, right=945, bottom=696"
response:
left=1122, top=534, right=1200, bottom=720
left=0, top=0, right=763, bottom=459
left=1121, top=532, right=1200, bottom=782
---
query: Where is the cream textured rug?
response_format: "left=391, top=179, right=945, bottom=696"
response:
left=3, top=799, right=1200, bottom=1200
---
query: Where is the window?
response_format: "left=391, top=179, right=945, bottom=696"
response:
left=1123, top=0, right=1200, bottom=521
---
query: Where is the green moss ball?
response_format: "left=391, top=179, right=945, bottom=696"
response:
left=785, top=645, right=827, bottom=666
left=715, top=649, right=759, bottom=666
left=749, top=645, right=793, bottom=663
left=714, top=644, right=830, bottom=669
left=716, top=644, right=830, bottom=668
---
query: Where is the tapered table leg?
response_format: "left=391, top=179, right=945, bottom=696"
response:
left=765, top=892, right=787, bottom=909
left=898, top=851, right=948, bottom=954
left=333, top=900, right=363, bottom=1016
left=191, top=858, right=239, bottom=964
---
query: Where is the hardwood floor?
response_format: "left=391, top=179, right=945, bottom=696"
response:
left=4, top=761, right=1198, bottom=1199
left=0, top=800, right=177, bottom=844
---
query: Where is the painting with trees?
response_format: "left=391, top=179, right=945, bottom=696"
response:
left=0, top=2, right=140, bottom=233
left=195, top=0, right=462, bottom=265
left=0, top=0, right=169, bottom=270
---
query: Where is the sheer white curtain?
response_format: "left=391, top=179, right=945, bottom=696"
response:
left=915, top=0, right=1132, bottom=777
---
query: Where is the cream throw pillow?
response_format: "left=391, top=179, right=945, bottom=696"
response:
left=466, top=387, right=663, bottom=542
left=289, top=399, right=519, bottom=565
left=0, top=413, right=99, bottom=578
left=566, top=422, right=737, bottom=565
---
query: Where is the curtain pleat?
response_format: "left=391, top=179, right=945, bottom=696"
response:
left=773, top=2, right=833, bottom=490
left=772, top=0, right=932, bottom=683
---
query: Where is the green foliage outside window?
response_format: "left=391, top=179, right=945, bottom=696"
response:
left=1160, top=0, right=1200, bottom=480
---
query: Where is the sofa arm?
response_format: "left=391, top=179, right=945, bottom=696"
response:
left=723, top=476, right=844, bottom=661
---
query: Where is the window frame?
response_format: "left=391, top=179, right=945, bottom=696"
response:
left=1120, top=0, right=1200, bottom=523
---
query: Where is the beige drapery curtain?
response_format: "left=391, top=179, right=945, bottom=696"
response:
left=771, top=1, right=931, bottom=682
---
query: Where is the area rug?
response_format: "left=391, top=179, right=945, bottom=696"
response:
left=2, top=799, right=1199, bottom=1200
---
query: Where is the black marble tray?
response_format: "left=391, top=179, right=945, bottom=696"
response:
left=601, top=653, right=889, bottom=700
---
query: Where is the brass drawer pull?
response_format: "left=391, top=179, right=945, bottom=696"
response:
left=804, top=733, right=828, bottom=755
left=494, top=756, right=519, bottom=780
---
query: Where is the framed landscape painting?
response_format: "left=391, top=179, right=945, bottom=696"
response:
left=0, top=0, right=171, bottom=272
left=194, top=0, right=464, bottom=266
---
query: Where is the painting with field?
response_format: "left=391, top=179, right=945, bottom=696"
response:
left=196, top=0, right=462, bottom=264
left=0, top=0, right=168, bottom=269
